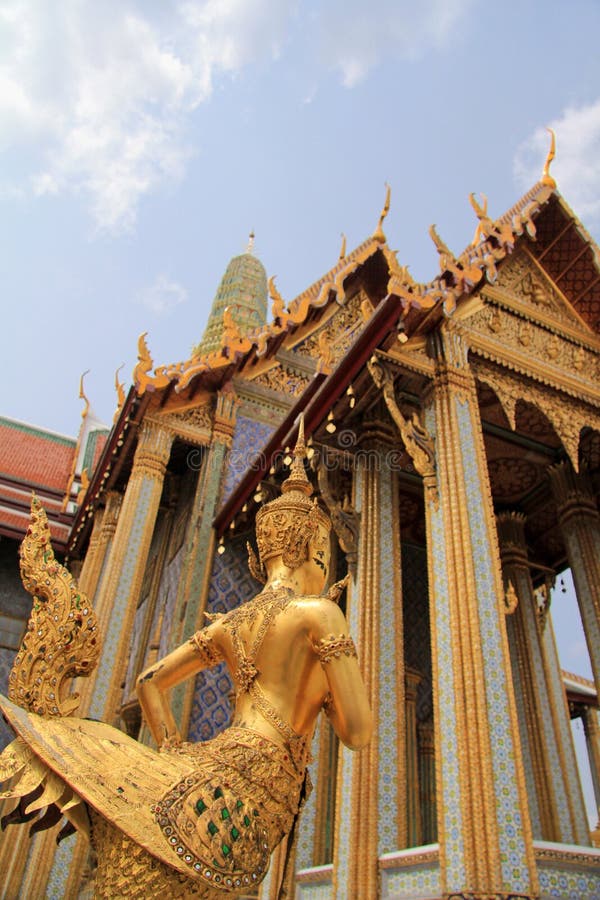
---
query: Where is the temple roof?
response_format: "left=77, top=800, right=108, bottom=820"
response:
left=212, top=182, right=600, bottom=534
left=0, top=417, right=76, bottom=492
left=0, top=417, right=77, bottom=548
left=70, top=173, right=600, bottom=553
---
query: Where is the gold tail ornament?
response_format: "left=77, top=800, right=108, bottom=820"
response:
left=1, top=495, right=100, bottom=841
left=8, top=494, right=101, bottom=716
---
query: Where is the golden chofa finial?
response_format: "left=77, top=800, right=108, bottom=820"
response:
left=114, top=363, right=125, bottom=409
left=373, top=183, right=391, bottom=244
left=113, top=363, right=125, bottom=422
left=79, top=370, right=90, bottom=420
left=283, top=415, right=311, bottom=496
left=246, top=230, right=255, bottom=254
left=339, top=233, right=347, bottom=260
left=541, top=128, right=557, bottom=189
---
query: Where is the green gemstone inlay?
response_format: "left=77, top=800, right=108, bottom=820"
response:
left=214, top=787, right=223, bottom=800
left=222, top=844, right=231, bottom=856
left=221, top=807, right=230, bottom=820
left=195, top=799, right=207, bottom=815
left=231, top=827, right=240, bottom=841
left=243, top=815, right=250, bottom=827
left=236, top=800, right=243, bottom=810
left=208, top=821, right=218, bottom=836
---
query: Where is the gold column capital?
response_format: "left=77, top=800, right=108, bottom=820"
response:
left=133, top=420, right=174, bottom=480
left=548, top=461, right=599, bottom=525
left=496, top=512, right=529, bottom=567
left=213, top=387, right=240, bottom=446
left=428, top=322, right=475, bottom=401
left=428, top=321, right=470, bottom=369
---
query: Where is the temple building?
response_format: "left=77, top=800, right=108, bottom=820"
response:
left=1, top=145, right=600, bottom=898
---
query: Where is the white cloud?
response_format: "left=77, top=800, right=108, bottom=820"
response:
left=314, top=0, right=474, bottom=87
left=0, top=1, right=293, bottom=233
left=0, top=0, right=477, bottom=231
left=514, top=100, right=600, bottom=229
left=136, top=274, right=188, bottom=316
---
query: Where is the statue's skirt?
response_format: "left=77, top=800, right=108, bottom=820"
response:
left=0, top=695, right=304, bottom=897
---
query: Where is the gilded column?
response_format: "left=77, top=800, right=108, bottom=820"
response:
left=79, top=490, right=123, bottom=614
left=75, top=505, right=105, bottom=594
left=423, top=324, right=537, bottom=899
left=0, top=822, right=31, bottom=899
left=76, top=490, right=123, bottom=713
left=582, top=707, right=600, bottom=828
left=170, top=390, right=238, bottom=734
left=498, top=512, right=589, bottom=844
left=87, top=419, right=173, bottom=724
left=405, top=667, right=423, bottom=847
left=332, top=452, right=404, bottom=898
left=548, top=462, right=600, bottom=695
left=418, top=721, right=436, bottom=844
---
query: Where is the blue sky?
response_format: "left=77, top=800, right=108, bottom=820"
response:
left=1, top=1, right=599, bottom=438
left=1, top=1, right=599, bottom=822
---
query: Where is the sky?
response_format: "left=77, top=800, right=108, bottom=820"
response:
left=1, top=1, right=600, bottom=438
left=1, top=0, right=599, bottom=822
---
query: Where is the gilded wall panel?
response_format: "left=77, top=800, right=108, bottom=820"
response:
left=465, top=303, right=600, bottom=406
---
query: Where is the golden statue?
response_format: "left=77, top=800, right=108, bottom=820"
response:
left=0, top=424, right=371, bottom=897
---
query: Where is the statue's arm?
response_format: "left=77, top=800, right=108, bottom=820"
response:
left=136, top=624, right=223, bottom=747
left=311, top=603, right=372, bottom=750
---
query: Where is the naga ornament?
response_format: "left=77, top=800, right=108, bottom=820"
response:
left=8, top=495, right=101, bottom=717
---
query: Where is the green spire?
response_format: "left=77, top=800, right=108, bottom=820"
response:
left=194, top=233, right=268, bottom=357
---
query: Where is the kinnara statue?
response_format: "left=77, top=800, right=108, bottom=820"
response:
left=0, top=421, right=371, bottom=897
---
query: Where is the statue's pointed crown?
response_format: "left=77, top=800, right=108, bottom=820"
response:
left=254, top=417, right=330, bottom=566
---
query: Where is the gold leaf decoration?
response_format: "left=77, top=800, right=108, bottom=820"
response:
left=8, top=495, right=101, bottom=717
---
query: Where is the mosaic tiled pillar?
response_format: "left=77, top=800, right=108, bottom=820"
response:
left=582, top=707, right=600, bottom=825
left=332, top=454, right=404, bottom=898
left=406, top=667, right=423, bottom=847
left=549, top=462, right=600, bottom=696
left=498, top=512, right=588, bottom=845
left=294, top=718, right=324, bottom=871
left=423, top=324, right=537, bottom=899
left=171, top=391, right=238, bottom=734
left=540, top=611, right=591, bottom=844
left=76, top=490, right=123, bottom=713
left=87, top=419, right=173, bottom=724
left=418, top=721, right=436, bottom=844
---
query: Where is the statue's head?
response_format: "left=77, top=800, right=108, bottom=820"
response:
left=248, top=419, right=331, bottom=589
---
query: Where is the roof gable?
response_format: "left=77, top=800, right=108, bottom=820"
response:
left=523, top=193, right=600, bottom=332
left=489, top=246, right=595, bottom=336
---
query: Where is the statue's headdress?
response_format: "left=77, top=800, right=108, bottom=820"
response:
left=248, top=418, right=330, bottom=582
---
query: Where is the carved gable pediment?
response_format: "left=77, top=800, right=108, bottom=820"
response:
left=151, top=400, right=214, bottom=444
left=291, top=290, right=369, bottom=372
left=492, top=249, right=592, bottom=334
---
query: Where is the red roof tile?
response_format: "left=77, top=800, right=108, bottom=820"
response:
left=0, top=417, right=76, bottom=493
